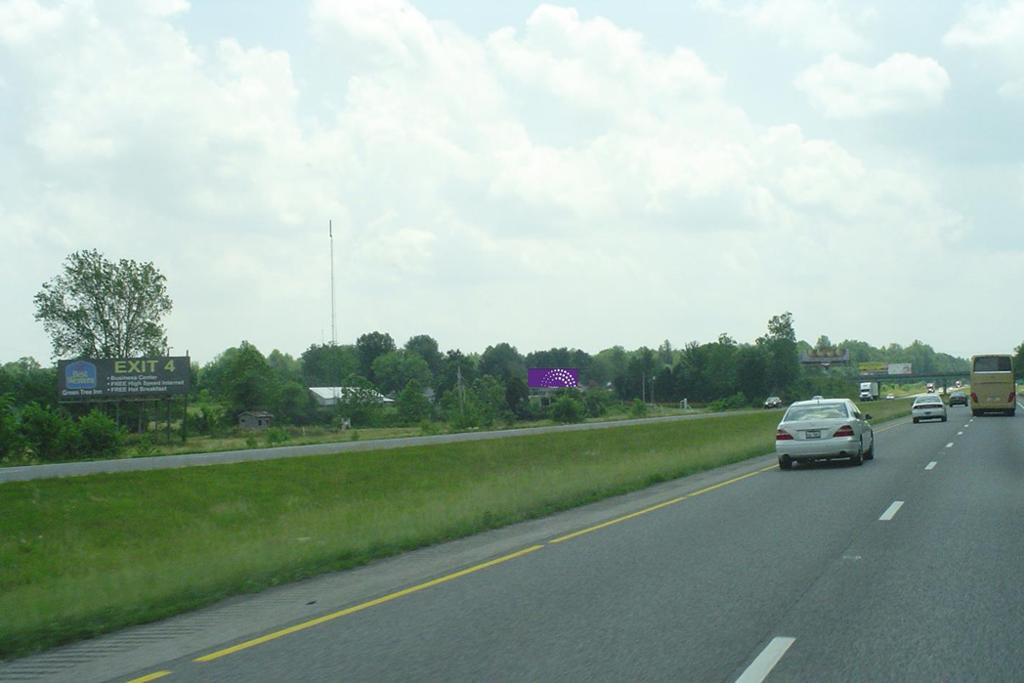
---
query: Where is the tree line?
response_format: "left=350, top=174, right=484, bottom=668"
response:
left=0, top=250, right=1001, bottom=464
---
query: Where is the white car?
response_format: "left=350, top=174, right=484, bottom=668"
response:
left=775, top=398, right=874, bottom=469
left=912, top=395, right=947, bottom=423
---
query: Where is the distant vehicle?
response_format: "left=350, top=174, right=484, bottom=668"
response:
left=912, top=394, right=947, bottom=423
left=763, top=396, right=782, bottom=409
left=948, top=391, right=968, bottom=407
left=955, top=380, right=963, bottom=388
left=858, top=381, right=880, bottom=401
left=885, top=394, right=895, bottom=400
left=775, top=398, right=874, bottom=469
left=926, top=382, right=935, bottom=393
left=969, top=354, right=1016, bottom=416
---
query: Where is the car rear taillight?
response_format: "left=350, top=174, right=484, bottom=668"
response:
left=970, top=392, right=978, bottom=403
left=1009, top=392, right=1016, bottom=403
left=833, top=425, right=855, bottom=437
left=776, top=429, right=793, bottom=441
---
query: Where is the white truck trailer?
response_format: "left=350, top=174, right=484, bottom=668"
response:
left=859, top=381, right=880, bottom=401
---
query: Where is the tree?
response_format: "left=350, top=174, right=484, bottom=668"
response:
left=436, top=349, right=477, bottom=397
left=34, top=250, right=172, bottom=359
left=759, top=312, right=800, bottom=394
left=300, top=344, right=360, bottom=387
left=356, top=331, right=396, bottom=381
left=479, top=343, right=525, bottom=382
left=404, top=335, right=443, bottom=383
left=201, top=342, right=278, bottom=418
left=0, top=394, right=23, bottom=463
left=396, top=379, right=432, bottom=423
left=371, top=350, right=432, bottom=395
left=1015, top=342, right=1024, bottom=381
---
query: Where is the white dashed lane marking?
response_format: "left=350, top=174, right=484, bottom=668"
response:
left=925, top=462, right=937, bottom=470
left=879, top=501, right=904, bottom=521
left=736, top=637, right=797, bottom=683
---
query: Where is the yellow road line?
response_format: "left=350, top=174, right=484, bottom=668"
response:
left=550, top=465, right=775, bottom=544
left=548, top=496, right=687, bottom=544
left=196, top=460, right=778, bottom=662
left=194, top=544, right=544, bottom=663
left=125, top=671, right=171, bottom=683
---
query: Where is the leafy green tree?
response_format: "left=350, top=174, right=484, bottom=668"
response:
left=267, top=350, right=302, bottom=383
left=201, top=342, right=278, bottom=418
left=1014, top=342, right=1024, bottom=381
left=334, top=374, right=384, bottom=426
left=404, top=335, right=443, bottom=383
left=356, top=331, right=396, bottom=381
left=760, top=312, right=800, bottom=395
left=34, top=249, right=172, bottom=359
left=397, top=379, right=432, bottom=424
left=300, top=344, right=360, bottom=387
left=436, top=349, right=478, bottom=396
left=479, top=343, right=525, bottom=383
left=591, top=346, right=627, bottom=388
left=0, top=394, right=23, bottom=463
left=372, top=350, right=432, bottom=395
left=0, top=358, right=57, bottom=409
left=504, top=376, right=530, bottom=417
left=735, top=345, right=769, bottom=401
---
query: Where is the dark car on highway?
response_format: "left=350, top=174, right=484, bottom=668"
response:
left=763, top=396, right=782, bottom=409
left=948, top=391, right=968, bottom=407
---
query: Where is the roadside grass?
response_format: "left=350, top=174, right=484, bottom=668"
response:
left=0, top=406, right=908, bottom=659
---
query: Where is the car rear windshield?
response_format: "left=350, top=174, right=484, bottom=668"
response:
left=784, top=404, right=849, bottom=421
left=914, top=398, right=942, bottom=405
left=973, top=355, right=1012, bottom=372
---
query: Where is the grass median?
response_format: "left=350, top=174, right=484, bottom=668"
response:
left=0, top=404, right=909, bottom=659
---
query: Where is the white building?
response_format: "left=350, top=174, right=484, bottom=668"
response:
left=308, top=386, right=394, bottom=406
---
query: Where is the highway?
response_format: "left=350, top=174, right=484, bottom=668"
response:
left=2, top=404, right=1022, bottom=682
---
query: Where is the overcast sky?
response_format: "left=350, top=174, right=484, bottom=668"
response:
left=3, top=0, right=1023, bottom=364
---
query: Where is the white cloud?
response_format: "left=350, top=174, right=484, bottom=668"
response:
left=945, top=1, right=1024, bottom=97
left=0, top=0, right=981, bottom=363
left=696, top=0, right=871, bottom=54
left=794, top=53, right=950, bottom=118
left=943, top=0, right=1024, bottom=49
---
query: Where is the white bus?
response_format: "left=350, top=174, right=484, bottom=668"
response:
left=969, top=354, right=1016, bottom=416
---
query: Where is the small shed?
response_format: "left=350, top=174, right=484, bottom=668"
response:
left=238, top=411, right=273, bottom=430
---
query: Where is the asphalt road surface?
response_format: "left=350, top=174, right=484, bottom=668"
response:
left=3, top=403, right=1022, bottom=682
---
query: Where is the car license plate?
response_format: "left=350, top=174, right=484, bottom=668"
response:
left=805, top=430, right=821, bottom=439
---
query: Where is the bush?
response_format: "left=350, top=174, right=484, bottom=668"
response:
left=77, top=409, right=124, bottom=458
left=264, top=427, right=290, bottom=446
left=551, top=396, right=585, bottom=424
left=582, top=390, right=610, bottom=418
left=19, top=403, right=79, bottom=462
left=244, top=434, right=258, bottom=449
left=133, top=433, right=158, bottom=457
left=630, top=399, right=648, bottom=418
left=708, top=392, right=749, bottom=412
left=0, top=394, right=23, bottom=464
left=419, top=420, right=439, bottom=436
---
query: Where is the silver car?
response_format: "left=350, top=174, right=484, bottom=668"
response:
left=912, top=395, right=947, bottom=423
left=775, top=398, right=874, bottom=469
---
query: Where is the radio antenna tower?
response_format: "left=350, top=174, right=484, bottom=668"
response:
left=329, top=220, right=337, bottom=347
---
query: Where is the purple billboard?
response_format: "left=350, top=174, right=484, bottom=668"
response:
left=528, top=368, right=579, bottom=388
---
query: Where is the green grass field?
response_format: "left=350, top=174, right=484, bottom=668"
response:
left=0, top=402, right=910, bottom=659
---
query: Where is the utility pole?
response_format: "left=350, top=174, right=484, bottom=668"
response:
left=457, top=364, right=465, bottom=417
left=641, top=372, right=646, bottom=403
left=329, top=220, right=337, bottom=347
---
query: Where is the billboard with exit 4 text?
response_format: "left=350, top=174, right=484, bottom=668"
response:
left=58, top=357, right=190, bottom=401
